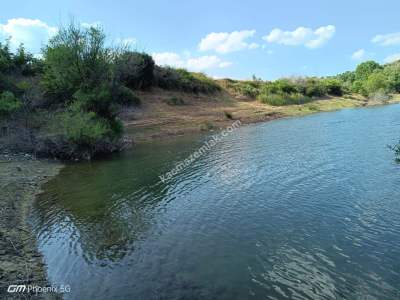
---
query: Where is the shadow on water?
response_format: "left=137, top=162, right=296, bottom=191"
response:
left=33, top=135, right=206, bottom=263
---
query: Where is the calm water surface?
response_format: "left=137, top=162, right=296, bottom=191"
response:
left=32, top=105, right=400, bottom=299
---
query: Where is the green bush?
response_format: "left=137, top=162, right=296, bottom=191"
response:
left=384, top=62, right=400, bottom=93
left=303, top=78, right=326, bottom=97
left=232, top=81, right=261, bottom=98
left=322, top=78, right=343, bottom=96
left=58, top=109, right=113, bottom=146
left=0, top=91, right=22, bottom=117
left=351, top=80, right=365, bottom=94
left=258, top=92, right=312, bottom=106
left=154, top=66, right=220, bottom=94
left=364, top=71, right=390, bottom=96
left=263, top=79, right=297, bottom=95
left=116, top=51, right=154, bottom=89
left=116, top=85, right=141, bottom=106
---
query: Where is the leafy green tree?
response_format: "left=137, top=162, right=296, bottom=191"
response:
left=355, top=61, right=382, bottom=81
left=0, top=91, right=22, bottom=117
left=0, top=40, right=13, bottom=73
left=383, top=62, right=400, bottom=93
left=42, top=23, right=113, bottom=103
left=363, top=71, right=389, bottom=96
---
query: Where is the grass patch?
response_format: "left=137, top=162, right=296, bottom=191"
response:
left=258, top=92, right=312, bottom=106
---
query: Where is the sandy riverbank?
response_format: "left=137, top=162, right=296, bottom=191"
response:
left=0, top=153, right=63, bottom=299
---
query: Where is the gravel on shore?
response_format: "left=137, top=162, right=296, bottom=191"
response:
left=0, top=153, right=63, bottom=299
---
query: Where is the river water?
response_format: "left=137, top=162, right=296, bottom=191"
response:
left=32, top=104, right=400, bottom=299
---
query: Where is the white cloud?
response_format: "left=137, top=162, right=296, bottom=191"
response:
left=152, top=52, right=232, bottom=71
left=152, top=52, right=185, bottom=68
left=384, top=53, right=400, bottom=64
left=0, top=18, right=57, bottom=53
left=351, top=49, right=366, bottom=60
left=263, top=25, right=335, bottom=49
left=372, top=32, right=400, bottom=46
left=198, top=30, right=258, bottom=54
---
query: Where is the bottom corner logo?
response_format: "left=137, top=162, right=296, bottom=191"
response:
left=7, top=285, right=27, bottom=293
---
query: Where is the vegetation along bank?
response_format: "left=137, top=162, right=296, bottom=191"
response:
left=1, top=22, right=400, bottom=160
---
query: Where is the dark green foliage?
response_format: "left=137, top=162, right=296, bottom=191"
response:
left=116, top=85, right=141, bottom=106
left=154, top=67, right=221, bottom=94
left=0, top=42, right=42, bottom=77
left=165, top=96, right=185, bottom=106
left=116, top=52, right=154, bottom=89
left=0, top=40, right=13, bottom=73
left=57, top=108, right=113, bottom=145
left=37, top=23, right=139, bottom=158
left=322, top=78, right=343, bottom=96
left=0, top=91, right=22, bottom=117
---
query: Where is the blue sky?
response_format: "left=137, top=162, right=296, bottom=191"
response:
left=1, top=0, right=400, bottom=79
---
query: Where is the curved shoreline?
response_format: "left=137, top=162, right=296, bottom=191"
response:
left=126, top=91, right=400, bottom=143
left=1, top=97, right=399, bottom=299
left=0, top=153, right=63, bottom=299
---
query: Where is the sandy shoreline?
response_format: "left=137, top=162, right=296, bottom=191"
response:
left=124, top=90, right=400, bottom=143
left=0, top=153, right=63, bottom=299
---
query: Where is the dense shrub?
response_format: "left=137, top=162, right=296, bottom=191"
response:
left=0, top=41, right=13, bottom=73
left=363, top=71, right=389, bottom=96
left=154, top=66, right=220, bottom=94
left=115, top=85, right=141, bottom=106
left=264, top=79, right=297, bottom=95
left=384, top=61, right=400, bottom=93
left=116, top=52, right=154, bottom=89
left=322, top=78, right=343, bottom=96
left=303, top=78, right=326, bottom=97
left=0, top=91, right=22, bottom=117
left=42, top=24, right=113, bottom=104
left=38, top=23, right=139, bottom=158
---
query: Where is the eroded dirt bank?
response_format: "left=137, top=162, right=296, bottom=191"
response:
left=123, top=89, right=400, bottom=143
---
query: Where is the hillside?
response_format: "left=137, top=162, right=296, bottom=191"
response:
left=122, top=88, right=400, bottom=142
left=1, top=22, right=400, bottom=159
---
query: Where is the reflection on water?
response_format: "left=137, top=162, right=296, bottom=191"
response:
left=32, top=105, right=400, bottom=299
